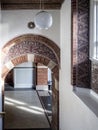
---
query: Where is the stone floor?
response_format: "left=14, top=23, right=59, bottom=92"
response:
left=4, top=90, right=51, bottom=130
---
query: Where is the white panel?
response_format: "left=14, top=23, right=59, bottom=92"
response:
left=14, top=68, right=33, bottom=88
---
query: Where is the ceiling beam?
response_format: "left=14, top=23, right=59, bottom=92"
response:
left=1, top=0, right=64, bottom=10
left=1, top=3, right=61, bottom=10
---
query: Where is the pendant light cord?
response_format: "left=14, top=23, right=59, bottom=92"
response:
left=42, top=0, right=44, bottom=10
left=40, top=0, right=41, bottom=10
left=40, top=0, right=44, bottom=11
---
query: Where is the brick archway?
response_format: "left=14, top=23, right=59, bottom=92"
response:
left=1, top=34, right=60, bottom=130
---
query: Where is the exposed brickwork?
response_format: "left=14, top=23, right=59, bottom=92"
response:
left=2, top=34, right=60, bottom=130
left=37, top=67, right=48, bottom=85
left=11, top=55, right=28, bottom=67
left=4, top=40, right=58, bottom=65
left=71, top=0, right=78, bottom=85
left=34, top=55, right=50, bottom=67
left=71, top=0, right=91, bottom=88
left=52, top=65, right=59, bottom=81
left=2, top=34, right=60, bottom=65
left=37, top=63, right=44, bottom=66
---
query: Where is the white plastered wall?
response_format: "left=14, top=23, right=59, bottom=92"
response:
left=60, top=0, right=98, bottom=130
left=0, top=10, right=60, bottom=47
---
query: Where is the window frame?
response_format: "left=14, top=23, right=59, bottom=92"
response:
left=90, top=0, right=98, bottom=60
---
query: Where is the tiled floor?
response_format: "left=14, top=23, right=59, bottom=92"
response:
left=4, top=90, right=51, bottom=129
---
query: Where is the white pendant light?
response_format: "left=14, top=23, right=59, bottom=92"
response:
left=34, top=0, right=53, bottom=30
left=34, top=10, right=53, bottom=29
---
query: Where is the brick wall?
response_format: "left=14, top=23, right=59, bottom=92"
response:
left=37, top=64, right=48, bottom=85
left=71, top=0, right=91, bottom=88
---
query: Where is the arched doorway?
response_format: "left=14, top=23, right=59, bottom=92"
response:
left=1, top=34, right=60, bottom=130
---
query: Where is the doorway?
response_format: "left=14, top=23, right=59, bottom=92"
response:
left=1, top=34, right=60, bottom=130
left=4, top=62, right=52, bottom=129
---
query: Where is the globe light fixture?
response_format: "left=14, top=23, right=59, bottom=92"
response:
left=34, top=10, right=53, bottom=30
left=34, top=0, right=53, bottom=30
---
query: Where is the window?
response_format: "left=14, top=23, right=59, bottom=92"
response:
left=90, top=1, right=98, bottom=59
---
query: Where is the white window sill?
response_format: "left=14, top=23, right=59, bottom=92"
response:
left=74, top=87, right=98, bottom=117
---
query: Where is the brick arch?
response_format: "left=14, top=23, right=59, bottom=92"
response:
left=1, top=34, right=60, bottom=130
left=2, top=34, right=60, bottom=66
left=2, top=54, right=59, bottom=81
left=2, top=34, right=60, bottom=81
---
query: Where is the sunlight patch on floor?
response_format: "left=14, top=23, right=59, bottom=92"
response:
left=5, top=96, right=44, bottom=114
left=17, top=106, right=43, bottom=115
left=5, top=97, right=26, bottom=105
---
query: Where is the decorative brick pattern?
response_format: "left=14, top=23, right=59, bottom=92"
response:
left=2, top=34, right=60, bottom=65
left=71, top=0, right=78, bottom=86
left=77, top=0, right=90, bottom=88
left=11, top=55, right=28, bottom=67
left=34, top=55, right=50, bottom=67
left=2, top=54, right=58, bottom=80
left=71, top=0, right=91, bottom=88
left=4, top=41, right=58, bottom=65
